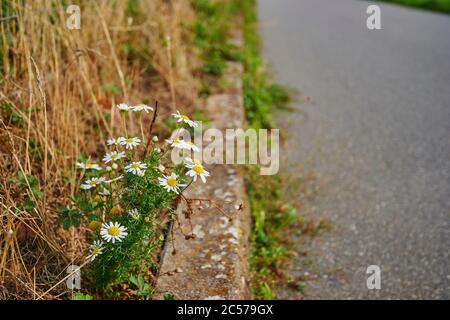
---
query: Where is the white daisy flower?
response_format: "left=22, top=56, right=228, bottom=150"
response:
left=76, top=162, right=102, bottom=171
left=185, top=157, right=202, bottom=166
left=158, top=173, right=186, bottom=194
left=98, top=188, right=111, bottom=196
left=186, top=163, right=210, bottom=183
left=132, top=104, right=153, bottom=113
left=119, top=136, right=141, bottom=150
left=117, top=103, right=132, bottom=111
left=105, top=175, right=123, bottom=184
left=103, top=151, right=126, bottom=163
left=107, top=138, right=120, bottom=146
left=125, top=161, right=148, bottom=175
left=166, top=139, right=199, bottom=152
left=80, top=177, right=106, bottom=190
left=128, top=208, right=140, bottom=220
left=100, top=221, right=128, bottom=243
left=86, top=240, right=104, bottom=262
left=172, top=111, right=198, bottom=127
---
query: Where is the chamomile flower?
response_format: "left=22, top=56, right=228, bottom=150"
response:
left=98, top=188, right=111, bottom=196
left=172, top=111, right=198, bottom=127
left=166, top=139, right=199, bottom=152
left=105, top=175, right=123, bottom=184
left=185, top=157, right=202, bottom=166
left=107, top=138, right=120, bottom=146
left=76, top=162, right=102, bottom=171
left=117, top=103, right=132, bottom=111
left=100, top=221, right=128, bottom=243
left=119, top=136, right=141, bottom=150
left=125, top=161, right=148, bottom=175
left=103, top=151, right=126, bottom=163
left=158, top=173, right=186, bottom=194
left=185, top=141, right=199, bottom=152
left=80, top=177, right=106, bottom=190
left=86, top=240, right=103, bottom=262
left=186, top=162, right=210, bottom=183
left=132, top=104, right=153, bottom=113
left=128, top=208, right=140, bottom=220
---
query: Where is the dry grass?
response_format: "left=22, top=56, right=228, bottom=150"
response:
left=0, top=0, right=200, bottom=299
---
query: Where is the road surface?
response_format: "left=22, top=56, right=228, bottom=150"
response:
left=258, top=0, right=450, bottom=299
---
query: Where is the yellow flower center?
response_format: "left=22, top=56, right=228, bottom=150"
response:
left=89, top=180, right=98, bottom=186
left=111, top=154, right=118, bottom=159
left=126, top=138, right=134, bottom=143
left=131, top=163, right=140, bottom=169
left=181, top=115, right=190, bottom=121
left=92, top=247, right=100, bottom=255
left=167, top=178, right=177, bottom=187
left=193, top=165, right=204, bottom=174
left=110, top=206, right=122, bottom=216
left=93, top=195, right=103, bottom=202
left=108, top=226, right=120, bottom=237
left=137, top=104, right=145, bottom=106
left=86, top=163, right=93, bottom=169
left=88, top=220, right=101, bottom=231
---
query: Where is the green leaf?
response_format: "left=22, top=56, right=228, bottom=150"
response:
left=23, top=197, right=36, bottom=212
left=163, top=293, right=175, bottom=300
left=72, top=292, right=93, bottom=300
left=58, top=206, right=82, bottom=230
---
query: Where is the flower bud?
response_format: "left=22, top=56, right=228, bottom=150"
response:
left=109, top=206, right=123, bottom=217
left=88, top=220, right=102, bottom=231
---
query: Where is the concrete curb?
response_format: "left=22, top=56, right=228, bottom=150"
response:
left=154, top=60, right=252, bottom=300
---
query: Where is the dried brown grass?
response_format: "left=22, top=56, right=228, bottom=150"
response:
left=0, top=0, right=199, bottom=299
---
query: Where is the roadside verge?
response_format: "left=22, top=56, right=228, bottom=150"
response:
left=155, top=59, right=252, bottom=300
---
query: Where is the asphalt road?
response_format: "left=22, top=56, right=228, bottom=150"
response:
left=258, top=0, right=450, bottom=299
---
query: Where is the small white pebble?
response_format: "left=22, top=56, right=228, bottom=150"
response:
left=225, top=226, right=239, bottom=239
left=192, top=224, right=205, bottom=239
left=211, top=254, right=222, bottom=261
left=205, top=296, right=225, bottom=300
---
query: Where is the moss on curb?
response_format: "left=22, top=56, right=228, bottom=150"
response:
left=191, top=0, right=296, bottom=299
